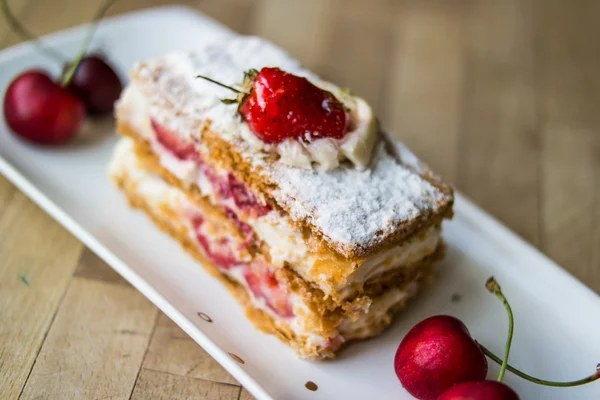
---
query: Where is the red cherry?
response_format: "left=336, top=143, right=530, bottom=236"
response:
left=3, top=70, right=85, bottom=145
left=239, top=67, right=348, bottom=144
left=438, top=380, right=520, bottom=400
left=65, top=55, right=122, bottom=115
left=394, top=315, right=488, bottom=400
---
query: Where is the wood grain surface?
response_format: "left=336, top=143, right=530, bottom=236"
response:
left=1, top=0, right=599, bottom=399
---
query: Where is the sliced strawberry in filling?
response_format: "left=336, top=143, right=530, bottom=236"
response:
left=223, top=207, right=254, bottom=252
left=227, top=173, right=270, bottom=217
left=201, top=164, right=269, bottom=218
left=244, top=263, right=294, bottom=318
left=224, top=207, right=253, bottom=237
left=191, top=216, right=238, bottom=269
left=151, top=119, right=200, bottom=161
left=191, top=216, right=293, bottom=318
left=151, top=121, right=269, bottom=220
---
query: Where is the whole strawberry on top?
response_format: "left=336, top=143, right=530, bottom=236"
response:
left=198, top=67, right=350, bottom=144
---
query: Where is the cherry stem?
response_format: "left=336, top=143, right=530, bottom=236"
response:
left=1, top=0, right=66, bottom=62
left=486, top=277, right=514, bottom=383
left=61, top=0, right=115, bottom=87
left=196, top=75, right=242, bottom=94
left=480, top=344, right=600, bottom=387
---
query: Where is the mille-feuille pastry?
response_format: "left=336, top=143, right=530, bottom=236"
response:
left=109, top=36, right=453, bottom=358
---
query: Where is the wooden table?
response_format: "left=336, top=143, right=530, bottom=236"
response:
left=1, top=0, right=599, bottom=398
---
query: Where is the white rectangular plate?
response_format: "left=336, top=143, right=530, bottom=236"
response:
left=1, top=7, right=599, bottom=400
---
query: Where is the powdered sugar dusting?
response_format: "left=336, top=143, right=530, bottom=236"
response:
left=273, top=142, right=447, bottom=248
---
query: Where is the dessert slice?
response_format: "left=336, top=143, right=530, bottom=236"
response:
left=111, top=35, right=454, bottom=357
left=110, top=138, right=435, bottom=358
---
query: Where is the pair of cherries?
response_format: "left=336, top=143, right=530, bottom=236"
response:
left=2, top=0, right=122, bottom=145
left=394, top=278, right=600, bottom=399
left=4, top=55, right=122, bottom=145
left=396, top=314, right=517, bottom=400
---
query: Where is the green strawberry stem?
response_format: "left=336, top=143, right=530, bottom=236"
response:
left=480, top=344, right=600, bottom=387
left=61, top=0, right=115, bottom=86
left=486, top=277, right=514, bottom=382
left=1, top=0, right=66, bottom=62
left=196, top=75, right=242, bottom=94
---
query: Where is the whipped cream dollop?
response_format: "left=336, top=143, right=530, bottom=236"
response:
left=136, top=36, right=378, bottom=171
left=275, top=83, right=378, bottom=170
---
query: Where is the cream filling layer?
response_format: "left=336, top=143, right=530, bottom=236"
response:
left=117, top=84, right=441, bottom=297
left=340, top=226, right=439, bottom=297
left=339, top=279, right=420, bottom=340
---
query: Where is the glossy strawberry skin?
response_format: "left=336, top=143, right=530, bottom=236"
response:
left=240, top=67, right=348, bottom=144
